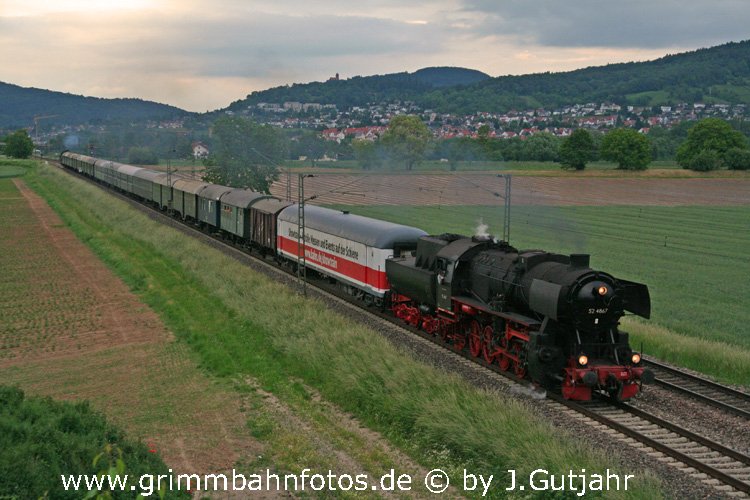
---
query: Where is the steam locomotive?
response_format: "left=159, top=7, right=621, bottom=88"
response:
left=60, top=151, right=653, bottom=401
left=386, top=234, right=653, bottom=401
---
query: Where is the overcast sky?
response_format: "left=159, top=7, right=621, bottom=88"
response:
left=1, top=1, right=748, bottom=112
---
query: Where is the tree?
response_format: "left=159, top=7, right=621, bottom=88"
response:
left=127, top=146, right=158, bottom=165
left=290, top=130, right=326, bottom=167
left=4, top=129, right=34, bottom=159
left=520, top=132, right=561, bottom=162
left=204, top=116, right=286, bottom=193
left=600, top=128, right=651, bottom=170
left=685, top=149, right=722, bottom=172
left=676, top=118, right=748, bottom=170
left=352, top=139, right=383, bottom=170
left=723, top=147, right=750, bottom=170
left=380, top=115, right=431, bottom=170
left=559, top=129, right=595, bottom=170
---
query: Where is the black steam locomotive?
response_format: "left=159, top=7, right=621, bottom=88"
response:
left=386, top=234, right=653, bottom=401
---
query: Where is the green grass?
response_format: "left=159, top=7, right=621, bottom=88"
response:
left=325, top=204, right=750, bottom=386
left=0, top=158, right=35, bottom=178
left=23, top=162, right=663, bottom=498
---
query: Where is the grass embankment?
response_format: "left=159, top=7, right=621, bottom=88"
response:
left=328, top=204, right=750, bottom=387
left=24, top=162, right=662, bottom=498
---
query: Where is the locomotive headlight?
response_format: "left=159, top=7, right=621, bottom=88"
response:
left=631, top=353, right=642, bottom=365
left=578, top=354, right=589, bottom=366
left=597, top=286, right=608, bottom=296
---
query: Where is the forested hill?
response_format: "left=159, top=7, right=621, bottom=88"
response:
left=226, top=67, right=490, bottom=112
left=0, top=82, right=189, bottom=128
left=228, top=40, right=750, bottom=114
left=421, top=40, right=750, bottom=114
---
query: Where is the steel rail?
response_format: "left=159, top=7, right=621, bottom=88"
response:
left=644, top=357, right=750, bottom=420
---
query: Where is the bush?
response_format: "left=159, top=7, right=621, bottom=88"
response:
left=0, top=385, right=181, bottom=498
left=687, top=149, right=722, bottom=171
left=677, top=118, right=748, bottom=169
left=559, top=128, right=595, bottom=170
left=3, top=130, right=34, bottom=159
left=724, top=147, right=750, bottom=170
left=600, top=128, right=651, bottom=170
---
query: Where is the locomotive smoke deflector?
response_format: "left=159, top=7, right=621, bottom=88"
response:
left=619, top=279, right=651, bottom=319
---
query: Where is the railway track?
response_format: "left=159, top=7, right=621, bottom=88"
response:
left=645, top=357, right=750, bottom=420
left=558, top=399, right=750, bottom=496
left=52, top=160, right=750, bottom=497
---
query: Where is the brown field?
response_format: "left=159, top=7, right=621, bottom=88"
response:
left=271, top=174, right=750, bottom=207
left=0, top=179, right=254, bottom=476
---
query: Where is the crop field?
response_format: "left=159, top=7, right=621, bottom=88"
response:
left=325, top=202, right=750, bottom=385
left=5, top=162, right=665, bottom=498
left=0, top=178, right=259, bottom=477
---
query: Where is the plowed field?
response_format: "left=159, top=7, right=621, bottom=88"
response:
left=0, top=179, right=254, bottom=477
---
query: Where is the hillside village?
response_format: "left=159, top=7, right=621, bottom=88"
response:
left=230, top=99, right=748, bottom=143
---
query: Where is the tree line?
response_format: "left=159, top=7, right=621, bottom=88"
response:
left=7, top=115, right=747, bottom=193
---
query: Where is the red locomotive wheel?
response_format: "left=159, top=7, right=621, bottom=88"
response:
left=481, top=326, right=495, bottom=364
left=468, top=320, right=482, bottom=357
left=498, top=337, right=510, bottom=371
left=453, top=328, right=467, bottom=352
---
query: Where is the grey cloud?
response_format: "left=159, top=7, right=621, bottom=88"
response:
left=460, top=0, right=750, bottom=48
left=94, top=12, right=445, bottom=79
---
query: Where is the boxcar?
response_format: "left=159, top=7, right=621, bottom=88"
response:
left=94, top=159, right=118, bottom=186
left=151, top=174, right=177, bottom=210
left=197, top=184, right=232, bottom=227
left=248, top=198, right=293, bottom=251
left=277, top=205, right=427, bottom=297
left=113, top=163, right=142, bottom=194
left=60, top=152, right=96, bottom=176
left=219, top=189, right=270, bottom=239
left=132, top=169, right=163, bottom=201
left=173, top=179, right=210, bottom=220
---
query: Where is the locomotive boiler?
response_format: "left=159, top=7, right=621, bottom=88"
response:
left=386, top=233, right=654, bottom=401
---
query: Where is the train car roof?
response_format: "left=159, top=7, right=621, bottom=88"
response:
left=198, top=184, right=233, bottom=201
left=153, top=172, right=189, bottom=186
left=133, top=169, right=166, bottom=181
left=173, top=178, right=210, bottom=194
left=94, top=159, right=118, bottom=170
left=115, top=163, right=143, bottom=176
left=250, top=198, right=293, bottom=215
left=61, top=151, right=96, bottom=163
left=278, top=204, right=427, bottom=249
left=220, top=188, right=269, bottom=208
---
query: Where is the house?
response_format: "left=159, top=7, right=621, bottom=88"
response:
left=192, top=141, right=209, bottom=159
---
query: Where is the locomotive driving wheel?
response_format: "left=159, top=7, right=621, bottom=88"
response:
left=453, top=323, right=467, bottom=352
left=481, top=326, right=495, bottom=364
left=468, top=320, right=482, bottom=357
left=498, top=337, right=510, bottom=371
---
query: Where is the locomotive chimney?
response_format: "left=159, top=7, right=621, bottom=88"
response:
left=569, top=254, right=590, bottom=268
